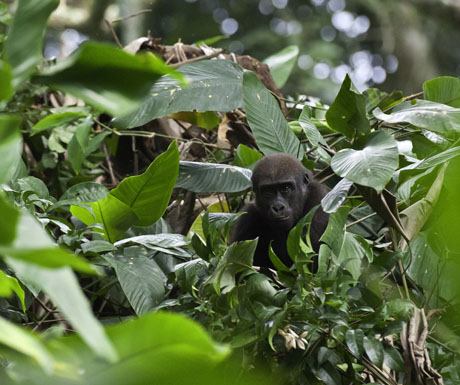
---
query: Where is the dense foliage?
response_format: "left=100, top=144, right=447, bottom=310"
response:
left=1, top=1, right=460, bottom=384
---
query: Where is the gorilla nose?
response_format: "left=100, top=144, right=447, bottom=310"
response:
left=272, top=203, right=286, bottom=215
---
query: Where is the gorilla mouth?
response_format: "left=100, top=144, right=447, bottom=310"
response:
left=274, top=216, right=290, bottom=222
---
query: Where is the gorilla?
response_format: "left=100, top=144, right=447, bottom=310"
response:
left=230, top=153, right=329, bottom=268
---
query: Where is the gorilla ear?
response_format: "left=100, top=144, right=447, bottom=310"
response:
left=303, top=172, right=310, bottom=185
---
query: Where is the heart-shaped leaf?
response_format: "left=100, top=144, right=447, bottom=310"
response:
left=331, top=131, right=398, bottom=192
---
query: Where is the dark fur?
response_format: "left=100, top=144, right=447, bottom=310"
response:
left=230, top=153, right=329, bottom=267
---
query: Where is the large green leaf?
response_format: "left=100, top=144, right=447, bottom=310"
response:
left=263, top=45, right=299, bottom=88
left=331, top=131, right=398, bottom=192
left=115, top=234, right=190, bottom=257
left=206, top=240, right=257, bottom=294
left=31, top=111, right=88, bottom=135
left=374, top=100, right=460, bottom=138
left=0, top=317, right=53, bottom=374
left=0, top=198, right=95, bottom=273
left=104, top=253, right=166, bottom=315
left=71, top=141, right=179, bottom=242
left=175, top=161, right=252, bottom=193
left=0, top=270, right=25, bottom=312
left=363, top=335, right=384, bottom=368
left=67, top=117, right=92, bottom=174
left=243, top=70, right=304, bottom=157
left=0, top=115, right=22, bottom=184
left=34, top=42, right=183, bottom=117
left=423, top=76, right=460, bottom=107
left=5, top=0, right=59, bottom=87
left=8, top=260, right=117, bottom=363
left=336, top=232, right=372, bottom=280
left=321, top=178, right=353, bottom=214
left=299, top=106, right=327, bottom=147
left=114, top=59, right=244, bottom=128
left=326, top=74, right=371, bottom=139
left=0, top=60, right=13, bottom=101
left=345, top=329, right=364, bottom=358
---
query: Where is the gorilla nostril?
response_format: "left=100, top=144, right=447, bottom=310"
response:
left=272, top=204, right=285, bottom=213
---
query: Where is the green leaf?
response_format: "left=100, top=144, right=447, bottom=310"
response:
left=8, top=260, right=117, bottom=362
left=423, top=76, right=460, bottom=107
left=0, top=60, right=13, bottom=101
left=169, top=111, right=220, bottom=130
left=1, top=211, right=95, bottom=274
left=0, top=193, right=20, bottom=245
left=71, top=141, right=179, bottom=242
left=321, top=178, right=353, bottom=214
left=263, top=45, right=299, bottom=88
left=345, top=329, right=365, bottom=358
left=31, top=111, right=88, bottom=135
left=320, top=206, right=349, bottom=256
left=5, top=0, right=59, bottom=87
left=331, top=131, right=398, bottom=192
left=313, top=362, right=342, bottom=385
left=243, top=70, right=304, bottom=157
left=233, top=144, right=263, bottom=169
left=104, top=253, right=166, bottom=315
left=0, top=270, right=26, bottom=312
left=0, top=114, right=22, bottom=184
left=337, top=232, right=372, bottom=280
left=114, top=60, right=243, bottom=128
left=326, top=74, right=371, bottom=139
left=17, top=176, right=49, bottom=199
left=383, top=345, right=405, bottom=372
left=374, top=100, right=460, bottom=138
left=363, top=335, right=384, bottom=368
left=34, top=42, right=183, bottom=117
left=68, top=117, right=92, bottom=174
left=0, top=317, right=53, bottom=373
left=115, top=234, right=190, bottom=257
left=206, top=240, right=257, bottom=294
left=299, top=106, right=327, bottom=147
left=175, top=161, right=252, bottom=193
left=60, top=181, right=109, bottom=202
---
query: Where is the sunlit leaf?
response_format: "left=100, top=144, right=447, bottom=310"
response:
left=114, top=60, right=243, bottom=128
left=423, top=76, right=460, bottom=107
left=243, top=70, right=304, bottom=157
left=5, top=0, right=59, bottom=86
left=34, top=42, right=183, bottom=117
left=321, top=178, right=353, bottom=214
left=0, top=114, right=22, bottom=184
left=263, top=45, right=299, bottom=88
left=326, top=74, right=371, bottom=139
left=331, top=131, right=398, bottom=192
left=176, top=161, right=252, bottom=193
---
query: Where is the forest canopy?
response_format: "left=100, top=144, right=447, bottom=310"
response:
left=1, top=1, right=460, bottom=385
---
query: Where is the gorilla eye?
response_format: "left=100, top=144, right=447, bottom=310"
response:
left=280, top=184, right=292, bottom=194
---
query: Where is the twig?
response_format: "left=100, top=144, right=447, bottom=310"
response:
left=102, top=142, right=119, bottom=186
left=170, top=49, right=223, bottom=68
left=104, top=19, right=122, bottom=48
left=346, top=212, right=377, bottom=228
left=111, top=9, right=152, bottom=23
left=132, top=136, right=139, bottom=175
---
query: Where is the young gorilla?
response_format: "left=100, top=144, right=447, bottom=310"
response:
left=230, top=153, right=329, bottom=268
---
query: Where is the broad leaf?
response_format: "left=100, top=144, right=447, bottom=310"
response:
left=345, top=329, right=364, bottom=358
left=115, top=234, right=190, bottom=257
left=34, top=42, right=183, bottom=117
left=331, top=131, right=398, bottom=192
left=383, top=345, right=405, bottom=372
left=243, top=70, right=304, bottom=157
left=114, top=60, right=244, bottom=128
left=0, top=270, right=26, bottom=312
left=374, top=100, right=460, bottom=138
left=71, top=141, right=179, bottom=242
left=5, top=0, right=59, bottom=86
left=206, top=240, right=257, bottom=294
left=8, top=260, right=117, bottom=362
left=0, top=115, right=22, bottom=184
left=233, top=144, right=262, bottom=169
left=326, top=74, right=371, bottom=139
left=105, top=252, right=166, bottom=315
left=336, top=232, right=372, bottom=280
left=320, top=206, right=349, bottom=256
left=363, top=335, right=384, bottom=368
left=263, top=45, right=299, bottom=88
left=68, top=117, right=92, bottom=174
left=0, top=317, right=53, bottom=374
left=0, top=60, right=13, bottom=101
left=321, top=178, right=353, bottom=214
left=299, top=106, right=327, bottom=147
left=176, top=161, right=252, bottom=193
left=423, top=76, right=460, bottom=107
left=31, top=111, right=88, bottom=135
